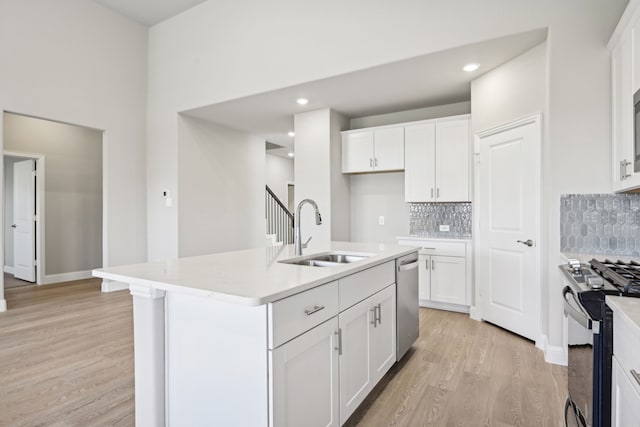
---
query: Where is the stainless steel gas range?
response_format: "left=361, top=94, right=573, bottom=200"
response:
left=561, top=259, right=640, bottom=427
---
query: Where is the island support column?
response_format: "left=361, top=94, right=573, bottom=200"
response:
left=130, top=284, right=167, bottom=427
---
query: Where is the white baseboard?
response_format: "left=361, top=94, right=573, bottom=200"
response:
left=4, top=265, right=14, bottom=274
left=538, top=334, right=567, bottom=366
left=0, top=298, right=6, bottom=312
left=42, top=270, right=92, bottom=285
left=469, top=306, right=481, bottom=321
left=419, top=299, right=470, bottom=314
left=101, top=279, right=129, bottom=293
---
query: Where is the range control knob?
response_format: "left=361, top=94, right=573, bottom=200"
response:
left=587, top=276, right=604, bottom=289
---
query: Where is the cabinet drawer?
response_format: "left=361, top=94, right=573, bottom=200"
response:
left=397, top=239, right=466, bottom=257
left=339, top=261, right=395, bottom=311
left=268, top=281, right=339, bottom=349
left=613, top=309, right=640, bottom=396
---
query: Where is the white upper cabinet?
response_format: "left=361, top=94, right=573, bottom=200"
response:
left=610, top=1, right=640, bottom=191
left=405, top=116, right=470, bottom=202
left=404, top=123, right=436, bottom=201
left=342, top=127, right=404, bottom=173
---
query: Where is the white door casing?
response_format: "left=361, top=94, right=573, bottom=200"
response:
left=476, top=116, right=541, bottom=342
left=13, top=159, right=36, bottom=282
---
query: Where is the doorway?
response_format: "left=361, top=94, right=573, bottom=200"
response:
left=2, top=112, right=103, bottom=287
left=3, top=153, right=44, bottom=286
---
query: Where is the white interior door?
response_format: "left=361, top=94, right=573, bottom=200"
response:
left=13, top=159, right=36, bottom=282
left=477, top=117, right=540, bottom=341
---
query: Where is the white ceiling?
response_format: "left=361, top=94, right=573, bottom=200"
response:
left=93, top=0, right=205, bottom=26
left=185, top=29, right=547, bottom=156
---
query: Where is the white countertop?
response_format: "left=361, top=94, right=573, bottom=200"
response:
left=93, top=241, right=417, bottom=306
left=396, top=236, right=472, bottom=243
left=607, top=295, right=640, bottom=333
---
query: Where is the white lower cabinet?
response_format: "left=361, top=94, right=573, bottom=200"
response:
left=270, top=317, right=340, bottom=427
left=430, top=255, right=466, bottom=305
left=611, top=357, right=640, bottom=426
left=339, top=284, right=396, bottom=425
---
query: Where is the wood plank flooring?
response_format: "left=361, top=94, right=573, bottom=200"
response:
left=0, top=281, right=567, bottom=426
left=344, top=309, right=567, bottom=427
left=0, top=279, right=134, bottom=426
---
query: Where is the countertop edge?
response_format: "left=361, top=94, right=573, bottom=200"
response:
left=92, top=246, right=418, bottom=306
left=606, top=295, right=640, bottom=332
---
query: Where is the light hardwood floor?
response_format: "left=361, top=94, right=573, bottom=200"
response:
left=0, top=281, right=567, bottom=426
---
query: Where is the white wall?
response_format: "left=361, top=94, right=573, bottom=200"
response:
left=178, top=115, right=265, bottom=257
left=147, top=0, right=627, bottom=349
left=471, top=43, right=547, bottom=133
left=4, top=114, right=104, bottom=275
left=330, top=110, right=351, bottom=241
left=350, top=101, right=471, bottom=129
left=265, top=153, right=294, bottom=206
left=350, top=172, right=409, bottom=244
left=294, top=109, right=332, bottom=246
left=0, top=0, right=147, bottom=306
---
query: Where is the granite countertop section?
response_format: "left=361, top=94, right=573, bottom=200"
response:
left=561, top=252, right=639, bottom=264
left=397, top=236, right=472, bottom=243
left=93, top=241, right=417, bottom=306
left=606, top=296, right=640, bottom=334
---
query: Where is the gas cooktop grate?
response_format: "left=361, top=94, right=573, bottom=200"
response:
left=590, top=259, right=640, bottom=296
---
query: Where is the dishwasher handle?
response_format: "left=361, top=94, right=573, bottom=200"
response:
left=398, top=260, right=419, bottom=272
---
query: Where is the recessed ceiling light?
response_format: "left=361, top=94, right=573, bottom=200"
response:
left=463, top=63, right=480, bottom=72
left=296, top=98, right=309, bottom=105
left=288, top=131, right=295, bottom=137
left=288, top=152, right=294, bottom=157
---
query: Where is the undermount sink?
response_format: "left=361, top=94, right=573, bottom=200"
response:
left=279, top=251, right=373, bottom=267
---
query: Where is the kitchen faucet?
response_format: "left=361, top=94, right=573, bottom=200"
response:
left=294, top=199, right=322, bottom=256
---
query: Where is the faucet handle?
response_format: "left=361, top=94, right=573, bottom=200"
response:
left=303, top=236, right=313, bottom=248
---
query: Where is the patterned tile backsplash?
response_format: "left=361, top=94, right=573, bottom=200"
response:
left=409, top=202, right=472, bottom=238
left=560, top=194, right=640, bottom=256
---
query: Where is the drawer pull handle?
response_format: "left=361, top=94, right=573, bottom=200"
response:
left=370, top=307, right=377, bottom=327
left=304, top=305, right=325, bottom=316
left=632, top=369, right=640, bottom=386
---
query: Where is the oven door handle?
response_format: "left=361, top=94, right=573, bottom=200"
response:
left=563, top=286, right=594, bottom=330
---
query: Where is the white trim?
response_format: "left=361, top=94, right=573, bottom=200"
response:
left=473, top=114, right=543, bottom=343
left=419, top=299, right=469, bottom=314
left=42, top=270, right=92, bottom=285
left=101, top=279, right=129, bottom=293
left=0, top=298, right=6, bottom=312
left=342, top=113, right=471, bottom=135
left=469, top=306, right=481, bottom=321
left=538, top=334, right=568, bottom=366
left=608, top=0, right=640, bottom=50
left=3, top=265, right=13, bottom=274
left=4, top=150, right=46, bottom=286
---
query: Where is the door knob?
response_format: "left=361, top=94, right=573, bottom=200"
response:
left=517, top=239, right=534, bottom=247
left=11, top=224, right=17, bottom=228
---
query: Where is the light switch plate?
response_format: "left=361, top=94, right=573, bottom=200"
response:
left=439, top=224, right=450, bottom=232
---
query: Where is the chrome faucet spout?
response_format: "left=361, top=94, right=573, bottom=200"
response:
left=294, top=199, right=322, bottom=256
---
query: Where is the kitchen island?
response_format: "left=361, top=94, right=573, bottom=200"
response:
left=93, top=241, right=417, bottom=427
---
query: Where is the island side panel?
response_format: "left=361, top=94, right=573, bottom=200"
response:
left=130, top=284, right=167, bottom=427
left=166, top=292, right=269, bottom=426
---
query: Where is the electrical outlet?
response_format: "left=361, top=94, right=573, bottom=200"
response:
left=379, top=216, right=385, bottom=225
left=439, top=224, right=450, bottom=232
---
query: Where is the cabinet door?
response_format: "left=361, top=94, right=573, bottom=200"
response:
left=404, top=123, right=436, bottom=202
left=435, top=119, right=470, bottom=202
left=339, top=297, right=374, bottom=424
left=270, top=317, right=340, bottom=427
left=370, top=284, right=397, bottom=384
left=418, top=254, right=431, bottom=302
left=374, top=127, right=404, bottom=171
left=430, top=255, right=466, bottom=305
left=342, top=131, right=374, bottom=173
left=612, top=34, right=635, bottom=191
left=612, top=357, right=640, bottom=427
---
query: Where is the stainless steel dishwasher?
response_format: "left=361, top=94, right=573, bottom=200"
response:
left=396, top=252, right=419, bottom=361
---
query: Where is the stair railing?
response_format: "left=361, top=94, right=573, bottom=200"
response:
left=265, top=185, right=294, bottom=245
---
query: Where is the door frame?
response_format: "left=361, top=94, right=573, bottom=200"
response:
left=3, top=150, right=45, bottom=285
left=472, top=113, right=542, bottom=347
